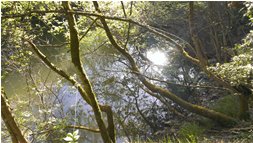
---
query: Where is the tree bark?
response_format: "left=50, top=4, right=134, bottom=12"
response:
left=1, top=88, right=28, bottom=143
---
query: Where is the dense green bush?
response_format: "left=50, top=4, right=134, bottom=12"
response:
left=212, top=95, right=240, bottom=118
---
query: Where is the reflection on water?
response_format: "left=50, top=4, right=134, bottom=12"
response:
left=3, top=42, right=129, bottom=142
left=147, top=49, right=168, bottom=66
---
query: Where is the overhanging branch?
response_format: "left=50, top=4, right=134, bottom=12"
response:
left=2, top=9, right=199, bottom=64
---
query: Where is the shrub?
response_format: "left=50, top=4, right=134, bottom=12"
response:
left=212, top=95, right=240, bottom=118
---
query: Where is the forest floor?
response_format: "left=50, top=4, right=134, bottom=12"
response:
left=135, top=120, right=253, bottom=143
left=201, top=121, right=253, bottom=143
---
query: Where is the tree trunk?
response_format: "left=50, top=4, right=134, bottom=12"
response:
left=62, top=2, right=115, bottom=142
left=1, top=88, right=28, bottom=143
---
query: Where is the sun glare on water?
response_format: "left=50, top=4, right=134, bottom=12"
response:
left=147, top=50, right=167, bottom=66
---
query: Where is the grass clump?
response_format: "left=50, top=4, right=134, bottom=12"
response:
left=178, top=122, right=206, bottom=143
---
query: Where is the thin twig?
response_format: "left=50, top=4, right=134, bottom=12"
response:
left=79, top=18, right=98, bottom=41
left=38, top=42, right=69, bottom=48
left=66, top=125, right=100, bottom=133
left=121, top=2, right=127, bottom=18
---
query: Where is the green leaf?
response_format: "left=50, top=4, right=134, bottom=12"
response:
left=63, top=136, right=73, bottom=142
left=73, top=130, right=79, bottom=136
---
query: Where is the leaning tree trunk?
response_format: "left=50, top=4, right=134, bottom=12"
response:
left=93, top=1, right=237, bottom=125
left=1, top=88, right=28, bottom=143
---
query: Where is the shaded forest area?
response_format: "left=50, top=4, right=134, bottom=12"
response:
left=1, top=1, right=253, bottom=143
